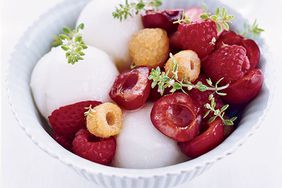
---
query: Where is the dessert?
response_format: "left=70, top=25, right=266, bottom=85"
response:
left=30, top=0, right=265, bottom=168
left=113, top=104, right=187, bottom=168
left=77, top=0, right=142, bottom=70
left=30, top=46, right=118, bottom=119
left=129, top=28, right=169, bottom=68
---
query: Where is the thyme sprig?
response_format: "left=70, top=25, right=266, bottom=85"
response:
left=52, top=23, right=87, bottom=64
left=173, top=11, right=190, bottom=24
left=200, top=8, right=234, bottom=32
left=242, top=20, right=264, bottom=38
left=112, top=0, right=163, bottom=21
left=204, top=94, right=237, bottom=126
left=84, top=105, right=95, bottom=117
left=148, top=53, right=229, bottom=96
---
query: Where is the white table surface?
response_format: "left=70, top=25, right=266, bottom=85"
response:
left=2, top=0, right=282, bottom=188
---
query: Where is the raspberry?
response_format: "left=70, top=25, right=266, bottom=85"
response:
left=165, top=50, right=201, bottom=82
left=52, top=133, right=72, bottom=151
left=86, top=103, right=123, bottom=138
left=129, top=28, right=169, bottom=68
left=170, top=20, right=218, bottom=60
left=49, top=101, right=101, bottom=139
left=72, top=129, right=116, bottom=165
left=203, top=45, right=251, bottom=84
left=216, top=30, right=260, bottom=69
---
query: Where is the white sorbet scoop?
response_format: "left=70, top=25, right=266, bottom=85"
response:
left=76, top=0, right=143, bottom=71
left=113, top=104, right=188, bottom=169
left=30, top=46, right=118, bottom=120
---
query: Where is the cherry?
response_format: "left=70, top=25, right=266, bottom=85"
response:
left=109, top=67, right=151, bottom=110
left=142, top=9, right=183, bottom=34
left=178, top=118, right=224, bottom=158
left=150, top=93, right=201, bottom=142
left=242, top=39, right=260, bottom=69
left=223, top=68, right=263, bottom=105
left=189, top=74, right=224, bottom=118
left=215, top=30, right=244, bottom=49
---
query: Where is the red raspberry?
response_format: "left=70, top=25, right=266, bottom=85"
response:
left=170, top=20, right=218, bottom=60
left=52, top=133, right=72, bottom=151
left=216, top=30, right=260, bottom=69
left=72, top=129, right=116, bottom=165
left=49, top=101, right=101, bottom=139
left=203, top=45, right=251, bottom=84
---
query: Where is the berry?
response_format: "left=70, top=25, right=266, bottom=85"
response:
left=129, top=28, right=169, bottom=68
left=216, top=30, right=260, bottom=69
left=109, top=67, right=151, bottom=110
left=142, top=9, right=183, bottom=34
left=49, top=101, right=101, bottom=139
left=165, top=50, right=201, bottom=82
left=203, top=44, right=251, bottom=84
left=170, top=20, right=218, bottom=60
left=151, top=93, right=201, bottom=142
left=72, top=129, right=116, bottom=165
left=223, top=69, right=263, bottom=104
left=52, top=133, right=72, bottom=151
left=178, top=118, right=224, bottom=158
left=86, top=102, right=123, bottom=138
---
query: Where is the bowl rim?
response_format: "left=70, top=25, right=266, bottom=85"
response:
left=5, top=0, right=275, bottom=179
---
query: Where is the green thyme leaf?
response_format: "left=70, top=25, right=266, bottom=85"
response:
left=113, top=0, right=163, bottom=21
left=148, top=53, right=229, bottom=96
left=52, top=23, right=87, bottom=65
left=204, top=94, right=237, bottom=126
left=242, top=20, right=264, bottom=38
left=200, top=7, right=234, bottom=33
left=173, top=11, right=190, bottom=24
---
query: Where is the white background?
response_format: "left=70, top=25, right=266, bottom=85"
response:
left=2, top=0, right=282, bottom=188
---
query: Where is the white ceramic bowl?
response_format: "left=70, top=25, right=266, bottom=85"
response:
left=6, top=0, right=273, bottom=188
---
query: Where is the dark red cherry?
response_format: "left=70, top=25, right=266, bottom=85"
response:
left=189, top=74, right=224, bottom=117
left=242, top=39, right=260, bottom=69
left=109, top=67, right=151, bottom=110
left=178, top=118, right=224, bottom=158
left=142, top=9, right=183, bottom=34
left=151, top=93, right=201, bottom=142
left=216, top=30, right=244, bottom=49
left=223, top=68, right=263, bottom=105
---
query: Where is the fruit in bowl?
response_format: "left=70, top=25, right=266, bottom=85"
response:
left=6, top=0, right=270, bottom=187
